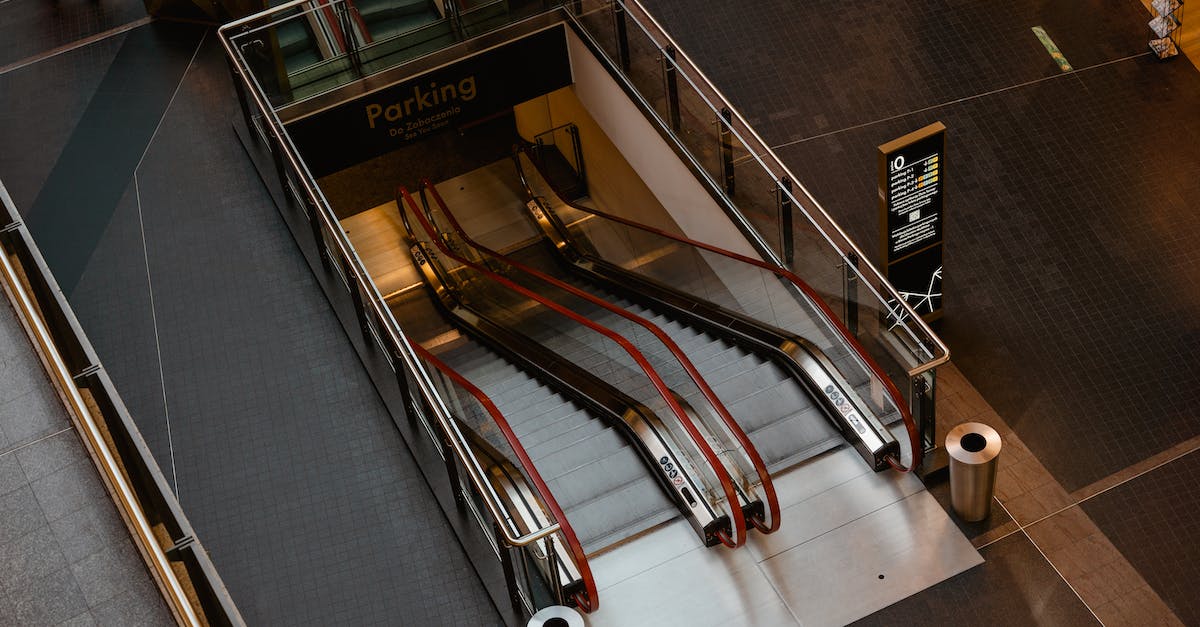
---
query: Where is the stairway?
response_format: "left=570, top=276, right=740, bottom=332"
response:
left=436, top=339, right=678, bottom=555
left=489, top=261, right=846, bottom=475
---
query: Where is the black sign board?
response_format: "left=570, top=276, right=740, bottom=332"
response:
left=878, top=122, right=945, bottom=321
left=286, top=26, right=573, bottom=178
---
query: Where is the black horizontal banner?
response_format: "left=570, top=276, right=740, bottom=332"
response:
left=287, top=26, right=572, bottom=178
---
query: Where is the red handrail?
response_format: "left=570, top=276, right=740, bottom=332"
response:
left=517, top=148, right=923, bottom=472
left=398, top=187, right=748, bottom=545
left=409, top=342, right=598, bottom=612
left=422, top=180, right=780, bottom=533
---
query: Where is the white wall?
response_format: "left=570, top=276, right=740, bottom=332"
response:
left=563, top=28, right=760, bottom=259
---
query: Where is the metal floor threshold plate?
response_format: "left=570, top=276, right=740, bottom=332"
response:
left=583, top=446, right=982, bottom=626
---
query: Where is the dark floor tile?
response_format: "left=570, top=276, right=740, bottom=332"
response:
left=641, top=0, right=1148, bottom=145
left=0, top=0, right=145, bottom=67
left=853, top=533, right=1097, bottom=626
left=69, top=182, right=170, bottom=468
left=1081, top=450, right=1200, bottom=625
left=0, top=31, right=125, bottom=215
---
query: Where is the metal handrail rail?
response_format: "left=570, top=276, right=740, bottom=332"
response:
left=421, top=179, right=781, bottom=531
left=217, top=26, right=561, bottom=550
left=399, top=186, right=747, bottom=546
left=0, top=226, right=200, bottom=625
left=410, top=343, right=597, bottom=612
left=585, top=0, right=949, bottom=376
left=514, top=149, right=923, bottom=471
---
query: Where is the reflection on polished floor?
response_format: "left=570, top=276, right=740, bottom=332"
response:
left=1, top=0, right=1199, bottom=624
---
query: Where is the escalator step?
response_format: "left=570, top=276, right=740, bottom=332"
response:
left=543, top=444, right=646, bottom=508
left=567, top=477, right=677, bottom=555
left=522, top=417, right=611, bottom=461
left=505, top=395, right=577, bottom=428
left=725, top=379, right=814, bottom=431
left=748, top=407, right=841, bottom=473
left=533, top=428, right=629, bottom=479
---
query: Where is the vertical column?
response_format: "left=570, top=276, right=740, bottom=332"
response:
left=778, top=177, right=794, bottom=266
left=720, top=107, right=735, bottom=196
left=843, top=252, right=859, bottom=335
left=613, top=2, right=631, bottom=73
left=912, top=369, right=936, bottom=453
left=664, top=46, right=681, bottom=132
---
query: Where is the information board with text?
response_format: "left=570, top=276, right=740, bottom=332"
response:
left=878, top=122, right=945, bottom=322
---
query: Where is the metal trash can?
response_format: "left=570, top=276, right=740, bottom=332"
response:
left=528, top=606, right=584, bottom=627
left=946, top=422, right=1002, bottom=522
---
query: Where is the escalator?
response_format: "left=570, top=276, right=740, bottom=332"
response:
left=394, top=197, right=757, bottom=553
left=411, top=146, right=916, bottom=474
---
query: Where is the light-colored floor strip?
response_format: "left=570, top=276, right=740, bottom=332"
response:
left=0, top=426, right=74, bottom=459
left=759, top=52, right=1153, bottom=152
left=0, top=17, right=154, bottom=76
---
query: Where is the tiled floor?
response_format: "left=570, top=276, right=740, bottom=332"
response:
left=1082, top=450, right=1200, bottom=625
left=851, top=533, right=1098, bottom=627
left=641, top=0, right=1200, bottom=622
left=0, top=0, right=146, bottom=68
left=1, top=287, right=171, bottom=625
left=1, top=18, right=501, bottom=627
left=3, top=0, right=1200, bottom=624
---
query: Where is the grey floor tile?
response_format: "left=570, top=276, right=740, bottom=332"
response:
left=48, top=498, right=130, bottom=565
left=29, top=459, right=108, bottom=523
left=69, top=543, right=146, bottom=608
left=0, top=453, right=28, bottom=497
left=9, top=564, right=91, bottom=625
left=0, top=485, right=50, bottom=547
left=89, top=582, right=173, bottom=627
left=59, top=610, right=98, bottom=626
left=0, top=385, right=69, bottom=447
left=0, top=523, right=69, bottom=589
left=15, top=429, right=85, bottom=483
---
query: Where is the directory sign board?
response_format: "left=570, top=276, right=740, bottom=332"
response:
left=878, top=122, right=945, bottom=322
left=286, top=25, right=573, bottom=178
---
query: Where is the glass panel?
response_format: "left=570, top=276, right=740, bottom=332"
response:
left=564, top=2, right=947, bottom=441
left=231, top=0, right=572, bottom=110
left=403, top=192, right=742, bottom=518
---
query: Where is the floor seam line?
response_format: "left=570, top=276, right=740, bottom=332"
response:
left=0, top=17, right=154, bottom=76
left=133, top=28, right=208, bottom=174
left=765, top=51, right=1152, bottom=149
left=0, top=426, right=75, bottom=459
left=996, top=498, right=1105, bottom=625
left=1073, top=445, right=1200, bottom=508
left=134, top=173, right=179, bottom=498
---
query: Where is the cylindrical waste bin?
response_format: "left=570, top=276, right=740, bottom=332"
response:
left=528, top=606, right=584, bottom=627
left=946, top=422, right=1002, bottom=522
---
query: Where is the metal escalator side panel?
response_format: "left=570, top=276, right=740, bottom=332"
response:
left=398, top=184, right=751, bottom=546
left=514, top=146, right=923, bottom=473
left=778, top=340, right=900, bottom=471
left=621, top=404, right=735, bottom=546
left=414, top=181, right=778, bottom=537
left=568, top=253, right=900, bottom=472
left=406, top=220, right=729, bottom=547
